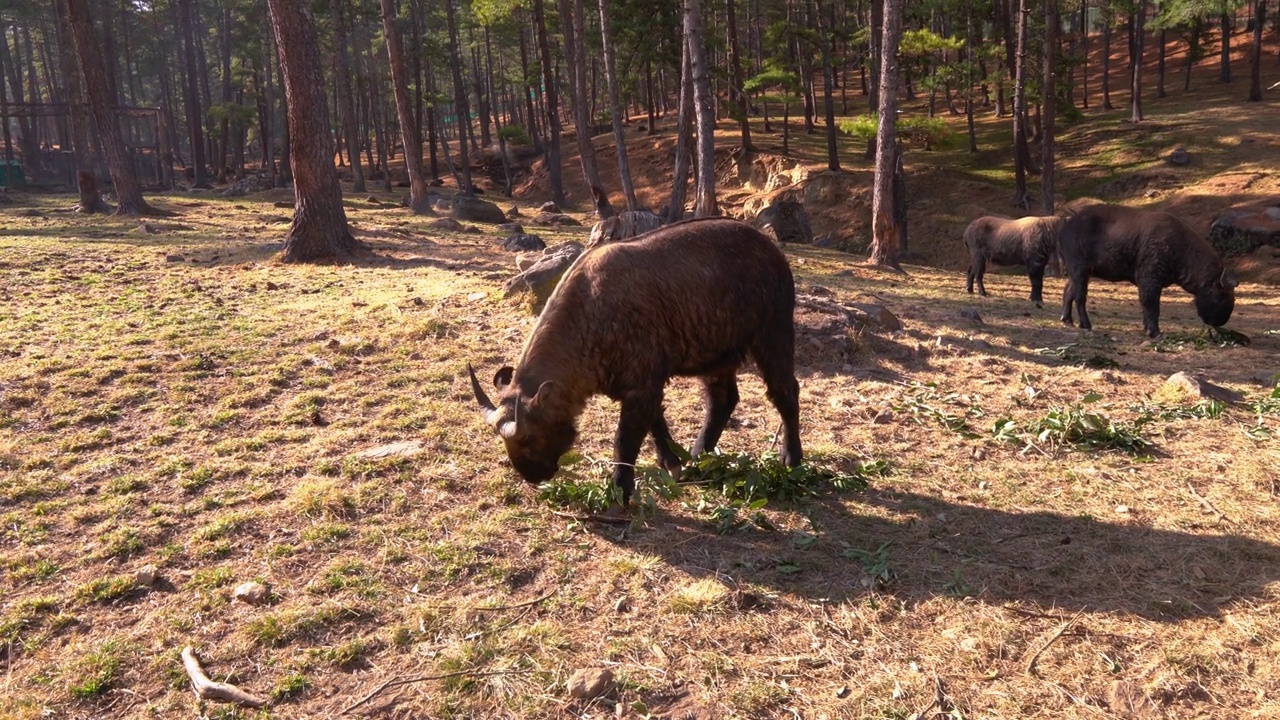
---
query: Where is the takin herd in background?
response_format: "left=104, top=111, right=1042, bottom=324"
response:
left=471, top=200, right=1238, bottom=504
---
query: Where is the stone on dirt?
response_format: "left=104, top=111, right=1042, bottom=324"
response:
left=530, top=212, right=582, bottom=227
left=500, top=234, right=547, bottom=252
left=755, top=199, right=814, bottom=245
left=504, top=242, right=585, bottom=312
left=1153, top=372, right=1244, bottom=405
left=452, top=195, right=507, bottom=224
left=233, top=581, right=269, bottom=605
left=429, top=217, right=466, bottom=232
left=566, top=667, right=613, bottom=699
left=588, top=210, right=664, bottom=247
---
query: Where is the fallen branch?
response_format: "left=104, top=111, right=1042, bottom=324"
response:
left=549, top=509, right=630, bottom=525
left=339, top=668, right=532, bottom=715
left=1187, top=482, right=1231, bottom=523
left=422, top=588, right=558, bottom=612
left=1025, top=608, right=1087, bottom=676
left=180, top=646, right=268, bottom=708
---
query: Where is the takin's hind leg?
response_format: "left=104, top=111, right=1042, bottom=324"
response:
left=691, top=370, right=740, bottom=459
left=751, top=344, right=803, bottom=468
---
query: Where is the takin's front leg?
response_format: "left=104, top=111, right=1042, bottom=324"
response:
left=691, top=370, right=740, bottom=459
left=613, top=391, right=664, bottom=505
left=649, top=411, right=685, bottom=481
left=1138, top=283, right=1163, bottom=338
left=1028, top=264, right=1046, bottom=308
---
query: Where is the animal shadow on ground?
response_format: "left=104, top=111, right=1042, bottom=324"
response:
left=609, top=487, right=1280, bottom=622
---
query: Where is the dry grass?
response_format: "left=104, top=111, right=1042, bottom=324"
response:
left=3, top=44, right=1280, bottom=720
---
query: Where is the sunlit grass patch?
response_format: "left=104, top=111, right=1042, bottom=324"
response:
left=67, top=638, right=127, bottom=699
left=665, top=577, right=732, bottom=615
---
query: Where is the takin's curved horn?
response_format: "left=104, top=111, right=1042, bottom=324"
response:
left=467, top=363, right=496, bottom=413
left=1221, top=269, right=1239, bottom=288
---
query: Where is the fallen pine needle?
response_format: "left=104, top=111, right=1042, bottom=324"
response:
left=180, top=646, right=268, bottom=708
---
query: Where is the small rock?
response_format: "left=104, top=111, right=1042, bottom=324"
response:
left=273, top=201, right=293, bottom=209
left=872, top=409, right=894, bottom=425
left=538, top=201, right=560, bottom=214
left=514, top=253, right=540, bottom=271
left=453, top=194, right=507, bottom=224
left=498, top=222, right=525, bottom=234
left=530, top=212, right=582, bottom=227
left=134, top=564, right=159, bottom=587
left=501, top=234, right=547, bottom=252
left=1168, top=147, right=1191, bottom=166
left=1154, top=371, right=1244, bottom=404
left=429, top=217, right=466, bottom=232
left=849, top=303, right=903, bottom=332
left=165, top=254, right=184, bottom=262
left=956, top=308, right=984, bottom=324
left=506, top=205, right=521, bottom=218
left=566, top=667, right=613, bottom=699
left=137, top=223, right=159, bottom=234
left=233, top=581, right=269, bottom=605
left=366, top=195, right=382, bottom=204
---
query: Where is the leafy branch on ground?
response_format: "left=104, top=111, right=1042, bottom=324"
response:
left=992, top=394, right=1151, bottom=455
left=893, top=382, right=985, bottom=438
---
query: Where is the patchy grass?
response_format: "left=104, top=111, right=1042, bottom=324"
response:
left=3, top=48, right=1280, bottom=718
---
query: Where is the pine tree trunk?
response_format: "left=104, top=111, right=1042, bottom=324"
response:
left=531, top=0, right=565, bottom=205
left=1042, top=0, right=1057, bottom=214
left=598, top=0, right=638, bottom=209
left=1248, top=0, right=1265, bottom=101
left=66, top=0, right=157, bottom=216
left=55, top=0, right=104, bottom=212
left=870, top=0, right=903, bottom=269
left=1012, top=0, right=1031, bottom=208
left=725, top=0, right=753, bottom=152
left=685, top=0, right=717, bottom=217
left=443, top=0, right=474, bottom=193
left=379, top=0, right=432, bottom=212
left=1131, top=0, right=1144, bottom=122
left=178, top=0, right=209, bottom=187
left=559, top=0, right=604, bottom=193
left=1157, top=27, right=1167, bottom=98
left=818, top=0, right=840, bottom=171
left=1102, top=5, right=1114, bottom=109
left=265, top=0, right=360, bottom=262
left=331, top=0, right=365, bottom=193
left=217, top=6, right=233, bottom=178
left=517, top=15, right=543, bottom=152
left=668, top=41, right=693, bottom=223
left=1220, top=14, right=1231, bottom=83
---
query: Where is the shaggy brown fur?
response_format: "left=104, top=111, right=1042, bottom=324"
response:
left=963, top=215, right=1065, bottom=306
left=1058, top=204, right=1236, bottom=338
left=470, top=218, right=802, bottom=503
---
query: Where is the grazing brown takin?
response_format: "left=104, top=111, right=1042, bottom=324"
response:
left=468, top=218, right=803, bottom=504
left=962, top=214, right=1065, bottom=307
left=1058, top=203, right=1237, bottom=338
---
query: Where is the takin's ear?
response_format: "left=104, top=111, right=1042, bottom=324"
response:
left=494, top=366, right=515, bottom=389
left=529, top=380, right=555, bottom=410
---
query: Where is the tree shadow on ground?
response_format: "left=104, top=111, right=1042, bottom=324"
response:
left=616, top=486, right=1280, bottom=622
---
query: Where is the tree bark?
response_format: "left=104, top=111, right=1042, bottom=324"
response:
left=531, top=0, right=565, bottom=205
left=870, top=0, right=903, bottom=270
left=1012, top=0, right=1032, bottom=208
left=1220, top=13, right=1231, bottom=83
left=598, top=0, right=638, bottom=209
left=66, top=0, right=158, bottom=216
left=517, top=14, right=543, bottom=152
left=1102, top=3, right=1115, bottom=109
left=443, top=0, right=474, bottom=194
left=1248, top=0, right=1266, bottom=101
left=685, top=0, right=717, bottom=217
left=818, top=0, right=840, bottom=171
left=55, top=0, right=104, bottom=212
left=725, top=0, right=754, bottom=152
left=380, top=0, right=432, bottom=212
left=1042, top=0, right=1057, bottom=215
left=331, top=0, right=365, bottom=193
left=177, top=0, right=209, bottom=187
left=265, top=0, right=361, bottom=262
left=668, top=40, right=694, bottom=223
left=559, top=0, right=604, bottom=192
left=1131, top=0, right=1144, bottom=122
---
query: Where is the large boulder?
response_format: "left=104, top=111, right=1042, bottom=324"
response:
left=588, top=210, right=664, bottom=247
left=452, top=194, right=507, bottom=224
left=504, top=242, right=585, bottom=312
left=755, top=200, right=814, bottom=245
left=1209, top=204, right=1280, bottom=257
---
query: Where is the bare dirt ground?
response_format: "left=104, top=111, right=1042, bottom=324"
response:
left=2, top=33, right=1280, bottom=720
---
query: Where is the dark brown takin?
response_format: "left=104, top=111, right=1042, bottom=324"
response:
left=468, top=218, right=803, bottom=504
left=962, top=215, right=1065, bottom=307
left=1058, top=204, right=1237, bottom=338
